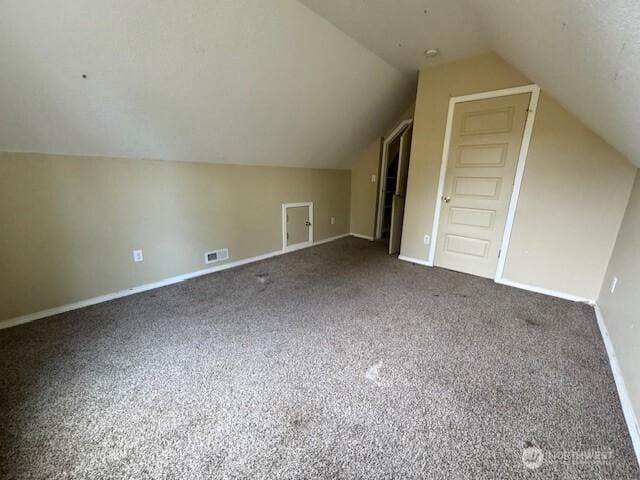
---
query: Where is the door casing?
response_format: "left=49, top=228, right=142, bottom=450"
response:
left=389, top=126, right=413, bottom=255
left=282, top=202, right=314, bottom=252
left=376, top=119, right=414, bottom=240
left=427, top=84, right=540, bottom=282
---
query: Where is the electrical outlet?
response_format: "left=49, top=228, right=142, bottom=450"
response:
left=610, top=276, right=618, bottom=293
left=371, top=174, right=377, bottom=183
left=330, top=217, right=336, bottom=225
left=423, top=235, right=430, bottom=245
left=132, top=249, right=144, bottom=263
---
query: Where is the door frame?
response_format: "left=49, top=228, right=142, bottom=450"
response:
left=282, top=202, right=314, bottom=252
left=388, top=126, right=413, bottom=255
left=375, top=118, right=414, bottom=240
left=427, top=84, right=540, bottom=282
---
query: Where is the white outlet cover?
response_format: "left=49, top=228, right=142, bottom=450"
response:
left=371, top=174, right=377, bottom=183
left=133, top=249, right=144, bottom=262
left=423, top=235, right=430, bottom=245
left=330, top=217, right=335, bottom=225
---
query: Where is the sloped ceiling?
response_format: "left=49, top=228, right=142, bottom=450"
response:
left=301, top=0, right=640, bottom=167
left=468, top=0, right=640, bottom=167
left=0, top=0, right=414, bottom=168
left=298, top=0, right=490, bottom=72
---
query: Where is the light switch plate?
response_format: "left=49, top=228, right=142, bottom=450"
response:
left=371, top=174, right=377, bottom=183
left=133, top=249, right=144, bottom=262
left=423, top=235, right=430, bottom=245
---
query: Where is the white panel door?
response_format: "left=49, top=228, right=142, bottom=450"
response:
left=434, top=93, right=530, bottom=278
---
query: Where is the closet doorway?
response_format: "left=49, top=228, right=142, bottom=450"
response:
left=376, top=120, right=413, bottom=255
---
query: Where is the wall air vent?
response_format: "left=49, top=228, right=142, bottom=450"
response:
left=204, top=248, right=229, bottom=264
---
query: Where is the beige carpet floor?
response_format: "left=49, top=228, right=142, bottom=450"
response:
left=1, top=237, right=638, bottom=479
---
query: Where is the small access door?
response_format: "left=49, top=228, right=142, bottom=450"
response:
left=389, top=126, right=413, bottom=255
left=282, top=202, right=313, bottom=251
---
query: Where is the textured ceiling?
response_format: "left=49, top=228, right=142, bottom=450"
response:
left=469, top=0, right=640, bottom=167
left=299, top=0, right=490, bottom=72
left=0, top=0, right=414, bottom=168
left=3, top=1, right=638, bottom=169
left=301, top=0, right=640, bottom=167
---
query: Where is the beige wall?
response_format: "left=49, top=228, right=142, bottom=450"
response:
left=349, top=139, right=382, bottom=239
left=0, top=152, right=351, bottom=321
left=401, top=53, right=635, bottom=299
left=503, top=94, right=635, bottom=299
left=598, top=171, right=640, bottom=423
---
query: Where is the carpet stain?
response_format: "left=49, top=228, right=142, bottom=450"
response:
left=255, top=273, right=270, bottom=284
left=290, top=415, right=308, bottom=430
left=365, top=361, right=385, bottom=386
left=522, top=316, right=542, bottom=326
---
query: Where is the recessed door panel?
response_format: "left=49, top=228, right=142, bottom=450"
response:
left=434, top=93, right=531, bottom=278
left=449, top=207, right=495, bottom=229
left=457, top=144, right=507, bottom=167
left=461, top=107, right=514, bottom=135
left=454, top=177, right=502, bottom=198
left=445, top=235, right=490, bottom=258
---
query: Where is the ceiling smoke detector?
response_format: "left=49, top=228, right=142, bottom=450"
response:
left=424, top=48, right=440, bottom=58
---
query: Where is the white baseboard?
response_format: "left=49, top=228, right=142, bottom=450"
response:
left=396, top=259, right=594, bottom=304
left=350, top=232, right=375, bottom=241
left=0, top=233, right=351, bottom=330
left=594, top=304, right=640, bottom=465
left=398, top=255, right=433, bottom=267
left=495, top=277, right=594, bottom=304
left=315, top=233, right=351, bottom=245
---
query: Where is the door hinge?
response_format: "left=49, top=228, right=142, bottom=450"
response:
left=286, top=232, right=289, bottom=239
left=498, top=249, right=501, bottom=258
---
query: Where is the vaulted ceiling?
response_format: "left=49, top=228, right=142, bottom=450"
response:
left=301, top=0, right=640, bottom=167
left=469, top=0, right=640, bottom=167
left=1, top=1, right=639, bottom=168
left=0, top=0, right=414, bottom=168
left=299, top=0, right=490, bottom=73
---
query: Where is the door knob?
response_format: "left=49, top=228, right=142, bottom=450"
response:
left=305, top=221, right=312, bottom=227
left=442, top=196, right=451, bottom=203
